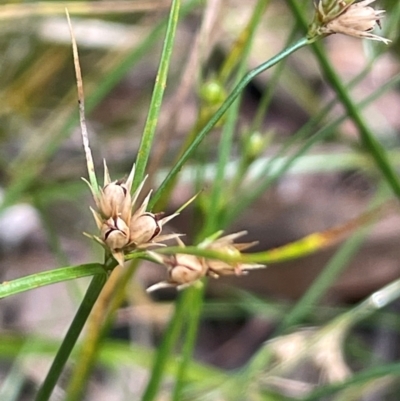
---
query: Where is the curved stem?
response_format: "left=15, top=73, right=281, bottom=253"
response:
left=286, top=0, right=400, bottom=199
left=150, top=36, right=310, bottom=208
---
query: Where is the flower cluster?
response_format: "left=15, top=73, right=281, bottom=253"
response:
left=85, top=161, right=179, bottom=266
left=147, top=231, right=264, bottom=292
left=308, top=0, right=390, bottom=44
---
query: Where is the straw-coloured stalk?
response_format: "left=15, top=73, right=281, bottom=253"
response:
left=66, top=10, right=99, bottom=194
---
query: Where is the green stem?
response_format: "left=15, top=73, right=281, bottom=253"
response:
left=302, top=362, right=400, bottom=401
left=0, top=263, right=105, bottom=299
left=141, top=289, right=189, bottom=401
left=64, top=261, right=139, bottom=401
left=316, top=45, right=400, bottom=196
left=202, top=0, right=268, bottom=237
left=286, top=0, right=400, bottom=199
left=34, top=273, right=107, bottom=401
left=150, top=36, right=310, bottom=208
left=133, top=0, right=181, bottom=190
left=171, top=285, right=205, bottom=401
left=226, top=71, right=400, bottom=222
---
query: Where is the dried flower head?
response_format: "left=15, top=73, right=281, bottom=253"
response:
left=308, top=0, right=390, bottom=44
left=85, top=161, right=180, bottom=266
left=146, top=231, right=265, bottom=292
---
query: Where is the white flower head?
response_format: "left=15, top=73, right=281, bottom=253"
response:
left=309, top=0, right=391, bottom=44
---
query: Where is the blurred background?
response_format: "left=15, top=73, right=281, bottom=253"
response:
left=0, top=0, right=400, bottom=400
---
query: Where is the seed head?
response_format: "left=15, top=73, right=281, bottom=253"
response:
left=168, top=254, right=208, bottom=285
left=84, top=160, right=136, bottom=220
left=129, top=212, right=161, bottom=245
left=126, top=190, right=180, bottom=249
left=146, top=232, right=265, bottom=292
left=85, top=160, right=180, bottom=266
left=101, top=217, right=130, bottom=250
left=308, top=0, right=390, bottom=44
left=205, top=231, right=262, bottom=276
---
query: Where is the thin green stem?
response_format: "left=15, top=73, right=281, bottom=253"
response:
left=64, top=261, right=139, bottom=401
left=0, top=263, right=105, bottom=299
left=149, top=36, right=310, bottom=208
left=201, top=78, right=242, bottom=235
left=172, top=285, right=205, bottom=401
left=301, top=362, right=400, bottom=401
left=34, top=273, right=107, bottom=401
left=286, top=0, right=400, bottom=199
left=132, top=0, right=181, bottom=190
left=226, top=70, right=400, bottom=222
left=202, top=0, right=268, bottom=237
left=141, top=289, right=190, bottom=401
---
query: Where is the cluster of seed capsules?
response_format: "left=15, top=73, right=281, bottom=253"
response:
left=86, top=162, right=264, bottom=291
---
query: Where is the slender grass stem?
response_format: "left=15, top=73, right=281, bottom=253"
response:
left=150, top=36, right=310, bottom=208
left=226, top=70, right=400, bottom=222
left=286, top=0, right=400, bottom=199
left=171, top=285, right=205, bottom=401
left=64, top=267, right=121, bottom=401
left=141, top=289, right=189, bottom=401
left=202, top=0, right=268, bottom=237
left=64, top=261, right=139, bottom=401
left=0, top=264, right=105, bottom=299
left=34, top=273, right=107, bottom=401
left=133, top=0, right=182, bottom=190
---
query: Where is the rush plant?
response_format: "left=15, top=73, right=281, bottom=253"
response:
left=0, top=1, right=399, bottom=400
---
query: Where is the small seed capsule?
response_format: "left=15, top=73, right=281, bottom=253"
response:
left=99, top=180, right=132, bottom=220
left=168, top=254, right=207, bottom=285
left=129, top=212, right=161, bottom=245
left=101, top=216, right=130, bottom=251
